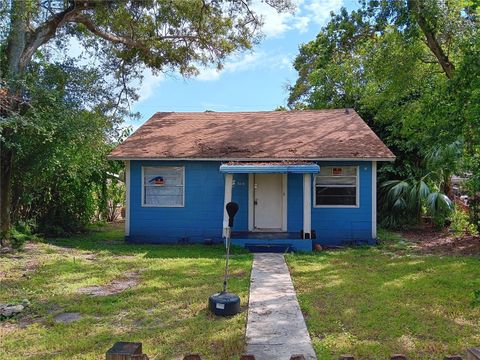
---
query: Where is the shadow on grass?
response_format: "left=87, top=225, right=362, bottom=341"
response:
left=43, top=224, right=250, bottom=259
left=1, top=235, right=253, bottom=360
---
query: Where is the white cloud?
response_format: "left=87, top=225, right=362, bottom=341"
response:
left=195, top=51, right=295, bottom=82
left=251, top=1, right=296, bottom=38
left=196, top=67, right=222, bottom=81
left=304, top=0, right=344, bottom=25
left=250, top=0, right=344, bottom=38
left=137, top=68, right=165, bottom=103
left=196, top=52, right=260, bottom=81
left=293, top=15, right=311, bottom=32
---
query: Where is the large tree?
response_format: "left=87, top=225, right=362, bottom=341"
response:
left=288, top=0, right=478, bottom=165
left=0, top=0, right=292, bottom=243
left=287, top=0, right=480, bottom=227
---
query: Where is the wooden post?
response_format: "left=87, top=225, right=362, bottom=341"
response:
left=467, top=348, right=480, bottom=360
left=290, top=355, right=306, bottom=360
left=106, top=342, right=145, bottom=360
left=183, top=355, right=202, bottom=360
left=390, top=355, right=407, bottom=360
left=240, top=355, right=256, bottom=360
left=339, top=356, right=355, bottom=360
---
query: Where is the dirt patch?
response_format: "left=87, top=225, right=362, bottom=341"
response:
left=0, top=314, right=44, bottom=334
left=0, top=322, right=19, bottom=336
left=400, top=227, right=480, bottom=256
left=229, top=270, right=247, bottom=278
left=77, top=271, right=141, bottom=296
left=53, top=246, right=98, bottom=261
left=1, top=244, right=43, bottom=279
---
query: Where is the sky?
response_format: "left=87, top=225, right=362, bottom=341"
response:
left=130, top=0, right=359, bottom=128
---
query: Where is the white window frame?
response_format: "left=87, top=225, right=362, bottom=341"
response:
left=313, top=166, right=360, bottom=208
left=141, top=166, right=185, bottom=208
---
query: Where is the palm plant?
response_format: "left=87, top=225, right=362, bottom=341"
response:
left=425, top=140, right=463, bottom=197
left=379, top=141, right=462, bottom=229
left=379, top=175, right=453, bottom=229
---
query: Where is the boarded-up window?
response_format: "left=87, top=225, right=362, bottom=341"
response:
left=314, top=166, right=358, bottom=206
left=143, top=166, right=184, bottom=207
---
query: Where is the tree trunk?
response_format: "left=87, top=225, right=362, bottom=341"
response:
left=1, top=1, right=28, bottom=245
left=0, top=147, right=13, bottom=245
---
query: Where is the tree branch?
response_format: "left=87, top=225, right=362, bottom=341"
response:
left=20, top=1, right=88, bottom=72
left=407, top=0, right=455, bottom=79
left=70, top=14, right=202, bottom=51
left=70, top=14, right=149, bottom=49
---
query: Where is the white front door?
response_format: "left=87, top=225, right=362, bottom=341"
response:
left=254, top=174, right=283, bottom=230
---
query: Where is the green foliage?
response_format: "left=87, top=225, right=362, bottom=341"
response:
left=473, top=289, right=480, bottom=307
left=379, top=176, right=453, bottom=229
left=288, top=1, right=480, bottom=227
left=288, top=3, right=439, bottom=180
left=468, top=192, right=480, bottom=232
left=10, top=221, right=40, bottom=249
left=450, top=206, right=479, bottom=236
left=8, top=61, right=127, bottom=236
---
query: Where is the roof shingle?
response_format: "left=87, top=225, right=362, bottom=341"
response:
left=108, top=109, right=395, bottom=160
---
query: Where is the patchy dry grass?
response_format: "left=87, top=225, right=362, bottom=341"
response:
left=0, top=223, right=252, bottom=360
left=286, top=229, right=480, bottom=360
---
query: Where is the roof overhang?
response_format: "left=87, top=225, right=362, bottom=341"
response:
left=109, top=157, right=395, bottom=162
left=219, top=162, right=320, bottom=174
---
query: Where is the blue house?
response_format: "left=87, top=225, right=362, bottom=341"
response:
left=109, top=109, right=394, bottom=252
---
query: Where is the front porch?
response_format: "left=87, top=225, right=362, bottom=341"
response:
left=221, top=162, right=320, bottom=252
left=231, top=231, right=312, bottom=252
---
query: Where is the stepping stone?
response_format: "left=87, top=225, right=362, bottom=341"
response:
left=54, top=312, right=82, bottom=323
left=245, top=253, right=316, bottom=360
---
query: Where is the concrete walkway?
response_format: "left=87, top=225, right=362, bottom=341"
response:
left=245, top=253, right=316, bottom=360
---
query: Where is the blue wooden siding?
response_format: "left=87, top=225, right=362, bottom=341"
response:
left=129, top=161, right=225, bottom=243
left=310, top=161, right=374, bottom=246
left=287, top=173, right=304, bottom=232
left=128, top=160, right=374, bottom=246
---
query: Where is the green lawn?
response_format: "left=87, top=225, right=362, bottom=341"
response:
left=0, top=224, right=252, bottom=360
left=286, top=230, right=480, bottom=360
left=3, top=225, right=480, bottom=360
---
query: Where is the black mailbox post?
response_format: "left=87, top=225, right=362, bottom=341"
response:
left=208, top=202, right=241, bottom=316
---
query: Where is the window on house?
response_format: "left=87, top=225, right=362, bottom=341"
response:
left=314, top=166, right=358, bottom=206
left=143, top=166, right=184, bottom=207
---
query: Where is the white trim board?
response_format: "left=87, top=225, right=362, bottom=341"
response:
left=125, top=160, right=131, bottom=237
left=303, top=173, right=312, bottom=238
left=282, top=174, right=288, bottom=232
left=372, top=161, right=377, bottom=239
left=248, top=174, right=254, bottom=231
left=223, top=173, right=233, bottom=238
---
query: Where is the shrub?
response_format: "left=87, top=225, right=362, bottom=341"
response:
left=379, top=178, right=453, bottom=229
left=450, top=206, right=479, bottom=236
left=469, top=192, right=480, bottom=233
left=10, top=225, right=41, bottom=249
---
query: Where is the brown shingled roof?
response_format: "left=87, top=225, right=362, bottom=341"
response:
left=108, top=109, right=395, bottom=160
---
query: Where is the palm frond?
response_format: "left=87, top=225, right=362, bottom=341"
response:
left=386, top=180, right=410, bottom=204
left=426, top=192, right=454, bottom=216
